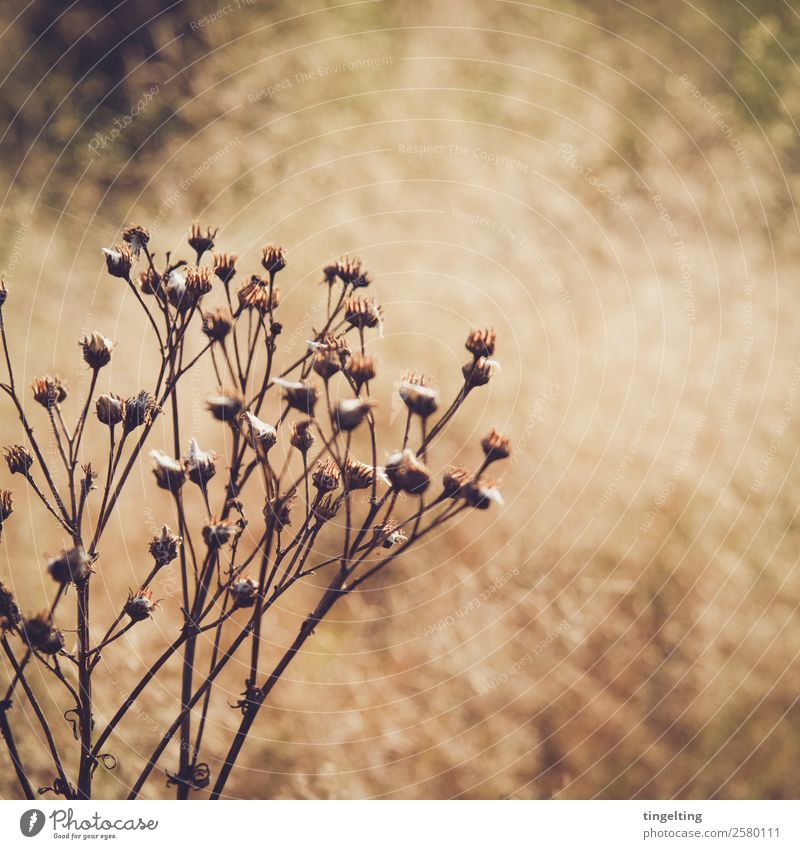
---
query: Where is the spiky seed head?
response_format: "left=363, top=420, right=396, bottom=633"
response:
left=385, top=449, right=431, bottom=494
left=313, top=459, right=340, bottom=493
left=188, top=222, right=217, bottom=258
left=462, top=356, right=499, bottom=389
left=96, top=393, right=123, bottom=427
left=481, top=429, right=511, bottom=462
left=124, top=589, right=157, bottom=622
left=47, top=546, right=91, bottom=585
left=122, top=224, right=149, bottom=257
left=201, top=307, right=233, bottom=342
left=344, top=458, right=377, bottom=490
left=202, top=518, right=242, bottom=549
left=206, top=390, right=244, bottom=423
left=261, top=243, right=287, bottom=275
left=240, top=412, right=277, bottom=458
left=442, top=465, right=470, bottom=498
left=149, top=525, right=181, bottom=566
left=314, top=494, right=340, bottom=522
left=399, top=372, right=438, bottom=418
left=212, top=252, right=237, bottom=284
left=22, top=614, right=64, bottom=655
left=0, top=490, right=13, bottom=529
left=312, top=335, right=350, bottom=380
left=123, top=391, right=160, bottom=432
left=464, top=478, right=503, bottom=510
left=80, top=332, right=115, bottom=370
left=102, top=244, right=132, bottom=279
left=0, top=277, right=7, bottom=309
left=344, top=296, right=383, bottom=329
left=323, top=256, right=371, bottom=288
left=373, top=520, right=407, bottom=549
left=466, top=327, right=496, bottom=359
left=289, top=419, right=315, bottom=454
left=4, top=445, right=33, bottom=476
left=149, top=450, right=186, bottom=492
left=31, top=375, right=67, bottom=407
left=184, top=266, right=212, bottom=304
left=345, top=352, right=376, bottom=390
left=237, top=275, right=280, bottom=314
left=183, top=438, right=216, bottom=487
left=0, top=582, right=21, bottom=631
left=334, top=397, right=377, bottom=432
left=274, top=378, right=317, bottom=415
left=230, top=577, right=258, bottom=608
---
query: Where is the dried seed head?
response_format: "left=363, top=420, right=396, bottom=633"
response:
left=183, top=438, right=216, bottom=487
left=102, top=244, right=132, bottom=279
left=23, top=613, right=64, bottom=655
left=334, top=397, right=377, bottom=432
left=344, top=458, right=379, bottom=490
left=122, top=224, right=150, bottom=257
left=238, top=275, right=280, bottom=313
left=311, top=335, right=350, bottom=379
left=0, top=490, right=13, bottom=534
left=275, top=378, right=318, bottom=415
left=373, top=520, right=407, bottom=549
left=240, top=412, right=277, bottom=458
left=0, top=582, right=21, bottom=631
left=79, top=331, right=115, bottom=370
left=0, top=277, right=7, bottom=310
left=201, top=307, right=233, bottom=342
left=125, top=589, right=157, bottom=622
left=261, top=243, right=287, bottom=275
left=165, top=267, right=189, bottom=311
left=47, top=545, right=91, bottom=585
left=323, top=256, right=371, bottom=288
left=149, top=450, right=186, bottom=492
left=464, top=478, right=503, bottom=510
left=123, top=391, right=160, bottom=431
left=399, top=372, right=438, bottom=418
left=442, top=465, right=470, bottom=498
left=212, top=252, right=237, bottom=284
left=481, top=428, right=511, bottom=462
left=344, top=296, right=383, bottom=329
left=4, top=445, right=33, bottom=476
left=289, top=419, right=315, bottom=454
left=230, top=576, right=258, bottom=608
left=188, top=222, right=217, bottom=258
left=31, top=375, right=67, bottom=407
left=314, top=494, right=340, bottom=523
left=95, top=393, right=123, bottom=427
left=313, top=459, right=341, bottom=493
left=207, top=390, right=245, bottom=423
left=202, top=517, right=242, bottom=549
left=139, top=266, right=161, bottom=295
left=463, top=356, right=499, bottom=389
left=149, top=525, right=181, bottom=566
left=184, top=266, right=212, bottom=305
left=466, top=327, right=496, bottom=359
left=385, top=449, right=431, bottom=494
left=265, top=493, right=294, bottom=530
left=345, top=352, right=376, bottom=390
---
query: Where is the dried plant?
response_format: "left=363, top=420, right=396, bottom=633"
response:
left=0, top=223, right=508, bottom=800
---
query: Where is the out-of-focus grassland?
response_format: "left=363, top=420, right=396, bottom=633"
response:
left=1, top=0, right=800, bottom=798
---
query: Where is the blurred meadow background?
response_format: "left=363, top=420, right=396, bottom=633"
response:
left=2, top=0, right=800, bottom=799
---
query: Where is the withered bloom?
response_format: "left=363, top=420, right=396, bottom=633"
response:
left=240, top=412, right=277, bottom=458
left=96, top=393, right=123, bottom=427
left=0, top=490, right=12, bottom=538
left=323, top=256, right=371, bottom=288
left=188, top=222, right=218, bottom=258
left=22, top=613, right=64, bottom=655
left=47, top=545, right=91, bottom=585
left=466, top=327, right=496, bottom=359
left=31, top=375, right=67, bottom=407
left=373, top=520, right=407, bottom=549
left=183, top=438, right=216, bottom=487
left=238, top=275, right=279, bottom=314
left=207, top=390, right=245, bottom=423
left=464, top=478, right=503, bottom=510
left=184, top=266, right=212, bottom=305
left=80, top=332, right=115, bottom=369
left=313, top=459, right=340, bottom=493
left=202, top=518, right=242, bottom=549
left=149, top=450, right=186, bottom=492
left=399, top=372, right=438, bottom=418
left=289, top=419, right=315, bottom=454
left=333, top=398, right=377, bottom=432
left=122, top=224, right=150, bottom=258
left=0, top=582, right=21, bottom=631
left=442, top=465, right=470, bottom=498
left=344, top=296, right=383, bottom=329
left=314, top=494, right=339, bottom=522
left=213, top=252, right=237, bottom=284
left=230, top=577, right=258, bottom=608
left=481, top=429, right=511, bottom=463
left=311, top=335, right=349, bottom=380
left=463, top=356, right=499, bottom=389
left=102, top=245, right=132, bottom=279
left=265, top=493, right=294, bottom=530
left=201, top=307, right=233, bottom=342
left=123, top=391, right=160, bottom=431
left=385, top=449, right=431, bottom=494
left=139, top=266, right=161, bottom=295
left=4, top=445, right=33, bottom=476
left=261, top=243, right=287, bottom=275
left=344, top=458, right=381, bottom=491
left=345, top=352, right=377, bottom=391
left=274, top=378, right=317, bottom=415
left=149, top=525, right=181, bottom=566
left=165, top=267, right=189, bottom=311
left=124, top=589, right=156, bottom=622
left=0, top=277, right=7, bottom=310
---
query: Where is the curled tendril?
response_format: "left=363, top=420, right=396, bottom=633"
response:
left=63, top=708, right=80, bottom=740
left=230, top=682, right=262, bottom=715
left=38, top=777, right=74, bottom=797
left=92, top=752, right=117, bottom=774
left=166, top=762, right=210, bottom=791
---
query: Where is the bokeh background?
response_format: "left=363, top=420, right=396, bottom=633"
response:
left=2, top=0, right=800, bottom=799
